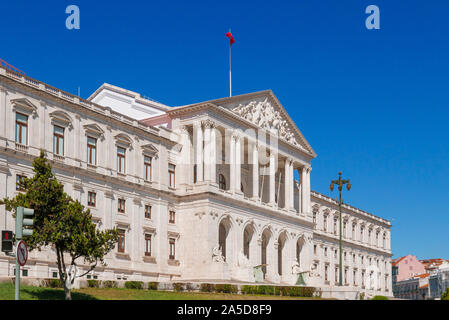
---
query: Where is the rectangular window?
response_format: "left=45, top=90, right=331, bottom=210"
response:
left=87, top=136, right=97, bottom=165
left=169, top=211, right=175, bottom=224
left=144, top=156, right=152, bottom=181
left=168, top=163, right=175, bottom=188
left=323, top=217, right=327, bottom=232
left=325, top=265, right=328, bottom=281
left=334, top=219, right=337, bottom=235
left=117, top=147, right=126, bottom=174
left=53, top=125, right=65, bottom=156
left=52, top=271, right=58, bottom=278
left=88, top=191, right=96, bottom=207
left=118, top=198, right=126, bottom=213
left=145, top=205, right=152, bottom=219
left=193, top=164, right=197, bottom=183
left=15, top=113, right=28, bottom=145
left=145, top=234, right=152, bottom=256
left=16, top=174, right=26, bottom=191
left=169, top=238, right=176, bottom=260
left=118, top=229, right=125, bottom=253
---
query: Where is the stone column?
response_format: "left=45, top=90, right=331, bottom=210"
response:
left=269, top=151, right=276, bottom=205
left=283, top=158, right=290, bottom=209
left=305, top=167, right=311, bottom=215
left=194, top=122, right=203, bottom=182
left=251, top=142, right=259, bottom=200
left=203, top=121, right=211, bottom=182
left=290, top=162, right=295, bottom=209
left=235, top=134, right=242, bottom=193
left=300, top=166, right=307, bottom=214
left=210, top=124, right=217, bottom=184
left=229, top=134, right=235, bottom=192
left=180, top=126, right=191, bottom=185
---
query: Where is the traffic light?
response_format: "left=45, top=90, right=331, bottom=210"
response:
left=1, top=231, right=13, bottom=253
left=15, top=207, right=34, bottom=240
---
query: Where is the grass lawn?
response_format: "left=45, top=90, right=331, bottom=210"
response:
left=0, top=282, right=326, bottom=300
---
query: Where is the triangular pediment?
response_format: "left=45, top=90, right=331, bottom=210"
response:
left=11, top=98, right=38, bottom=115
left=217, top=91, right=316, bottom=156
left=83, top=123, right=105, bottom=139
left=141, top=143, right=159, bottom=157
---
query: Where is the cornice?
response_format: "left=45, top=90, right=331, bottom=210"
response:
left=0, top=68, right=176, bottom=147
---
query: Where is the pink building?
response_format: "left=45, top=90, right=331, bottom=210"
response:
left=393, top=255, right=426, bottom=282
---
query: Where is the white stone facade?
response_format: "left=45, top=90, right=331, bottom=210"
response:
left=0, top=66, right=392, bottom=296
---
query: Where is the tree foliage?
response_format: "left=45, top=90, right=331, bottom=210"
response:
left=442, top=288, right=449, bottom=300
left=0, top=151, right=118, bottom=299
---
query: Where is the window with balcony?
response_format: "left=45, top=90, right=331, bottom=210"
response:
left=117, top=147, right=126, bottom=174
left=87, top=136, right=97, bottom=165
left=53, top=125, right=65, bottom=156
left=169, top=211, right=175, bottom=224
left=16, top=174, right=26, bottom=191
left=145, top=234, right=152, bottom=256
left=144, top=156, right=152, bottom=181
left=169, top=238, right=176, bottom=260
left=117, top=229, right=125, bottom=253
left=145, top=205, right=152, bottom=219
left=168, top=164, right=175, bottom=188
left=88, top=191, right=96, bottom=207
left=118, top=198, right=126, bottom=214
left=15, top=113, right=28, bottom=145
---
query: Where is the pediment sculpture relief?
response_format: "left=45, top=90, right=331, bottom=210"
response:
left=230, top=98, right=299, bottom=147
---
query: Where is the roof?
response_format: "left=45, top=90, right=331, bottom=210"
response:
left=419, top=284, right=429, bottom=289
left=416, top=273, right=430, bottom=279
left=88, top=83, right=171, bottom=112
left=420, top=258, right=447, bottom=269
left=393, top=256, right=407, bottom=266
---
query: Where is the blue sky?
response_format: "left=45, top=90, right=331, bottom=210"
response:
left=1, top=0, right=448, bottom=259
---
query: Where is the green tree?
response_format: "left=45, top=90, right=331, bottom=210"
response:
left=442, top=288, right=449, bottom=300
left=0, top=151, right=118, bottom=300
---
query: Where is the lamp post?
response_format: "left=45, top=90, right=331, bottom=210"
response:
left=330, top=172, right=351, bottom=286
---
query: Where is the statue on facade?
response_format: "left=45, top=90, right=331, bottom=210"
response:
left=237, top=250, right=250, bottom=268
left=291, top=258, right=301, bottom=274
left=309, top=263, right=319, bottom=278
left=212, top=245, right=225, bottom=263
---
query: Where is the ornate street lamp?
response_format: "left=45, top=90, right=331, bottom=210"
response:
left=330, top=172, right=351, bottom=286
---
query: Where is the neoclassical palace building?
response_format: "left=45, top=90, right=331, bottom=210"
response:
left=0, top=65, right=392, bottom=296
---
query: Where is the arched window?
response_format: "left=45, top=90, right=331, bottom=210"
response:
left=219, top=174, right=226, bottom=190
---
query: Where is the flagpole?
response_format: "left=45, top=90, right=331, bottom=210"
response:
left=229, top=29, right=232, bottom=97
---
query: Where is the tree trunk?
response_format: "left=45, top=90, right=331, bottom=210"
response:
left=64, top=284, right=72, bottom=300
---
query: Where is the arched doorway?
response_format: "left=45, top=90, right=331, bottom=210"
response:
left=296, top=237, right=304, bottom=266
left=243, top=224, right=255, bottom=260
left=218, top=217, right=232, bottom=263
left=261, top=228, right=271, bottom=278
left=277, top=232, right=288, bottom=276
